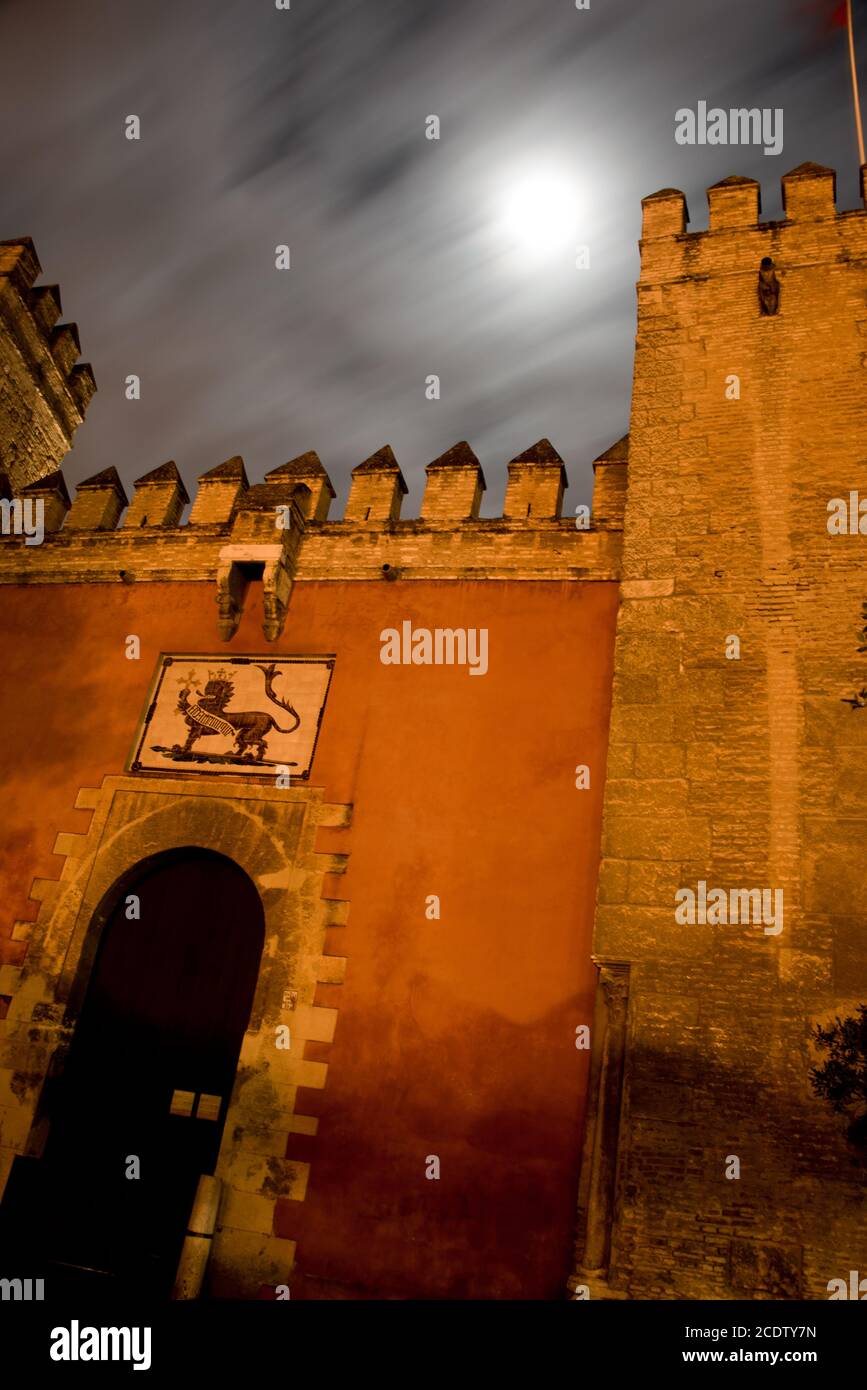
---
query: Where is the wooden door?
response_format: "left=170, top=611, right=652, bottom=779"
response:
left=39, top=848, right=265, bottom=1295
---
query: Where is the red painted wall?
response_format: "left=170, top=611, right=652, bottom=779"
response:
left=0, top=576, right=618, bottom=1299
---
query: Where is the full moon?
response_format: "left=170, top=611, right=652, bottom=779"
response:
left=500, top=171, right=580, bottom=260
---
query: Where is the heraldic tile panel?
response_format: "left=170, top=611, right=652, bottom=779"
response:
left=130, top=656, right=335, bottom=779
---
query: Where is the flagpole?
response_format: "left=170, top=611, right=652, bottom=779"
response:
left=846, top=0, right=866, bottom=166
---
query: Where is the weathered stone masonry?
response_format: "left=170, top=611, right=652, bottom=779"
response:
left=0, top=239, right=94, bottom=492
left=1, top=158, right=866, bottom=1300
left=572, top=162, right=867, bottom=1300
left=0, top=273, right=621, bottom=1295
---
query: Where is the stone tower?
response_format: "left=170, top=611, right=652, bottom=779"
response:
left=572, top=163, right=867, bottom=1298
left=2, top=165, right=866, bottom=1301
left=0, top=238, right=95, bottom=491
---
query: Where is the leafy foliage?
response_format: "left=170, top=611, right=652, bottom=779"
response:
left=842, top=602, right=867, bottom=708
left=810, top=1005, right=867, bottom=1151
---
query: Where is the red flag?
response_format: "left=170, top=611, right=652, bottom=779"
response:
left=800, top=0, right=865, bottom=166
left=801, top=0, right=856, bottom=32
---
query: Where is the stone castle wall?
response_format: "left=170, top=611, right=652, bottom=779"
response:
left=0, top=292, right=622, bottom=1295
left=2, top=162, right=866, bottom=1300
left=574, top=163, right=867, bottom=1299
left=0, top=240, right=94, bottom=492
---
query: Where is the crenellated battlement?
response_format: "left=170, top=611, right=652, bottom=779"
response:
left=639, top=162, right=867, bottom=290
left=4, top=157, right=867, bottom=1304
left=0, top=238, right=96, bottom=491
left=0, top=436, right=625, bottom=637
left=580, top=150, right=867, bottom=1303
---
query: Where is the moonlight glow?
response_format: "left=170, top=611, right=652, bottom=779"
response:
left=500, top=171, right=580, bottom=260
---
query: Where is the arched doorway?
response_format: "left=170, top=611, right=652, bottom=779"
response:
left=35, top=848, right=265, bottom=1296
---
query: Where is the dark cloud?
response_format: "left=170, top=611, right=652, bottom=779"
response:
left=334, top=137, right=423, bottom=210
left=0, top=0, right=865, bottom=515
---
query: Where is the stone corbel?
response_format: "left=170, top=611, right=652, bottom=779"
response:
left=216, top=544, right=293, bottom=642
left=263, top=555, right=292, bottom=642
left=215, top=557, right=247, bottom=641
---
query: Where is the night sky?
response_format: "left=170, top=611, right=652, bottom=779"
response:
left=1, top=0, right=864, bottom=513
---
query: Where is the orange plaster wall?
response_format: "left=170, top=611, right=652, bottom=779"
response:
left=0, top=577, right=619, bottom=1298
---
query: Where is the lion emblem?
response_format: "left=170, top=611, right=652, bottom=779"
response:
left=174, top=662, right=300, bottom=763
